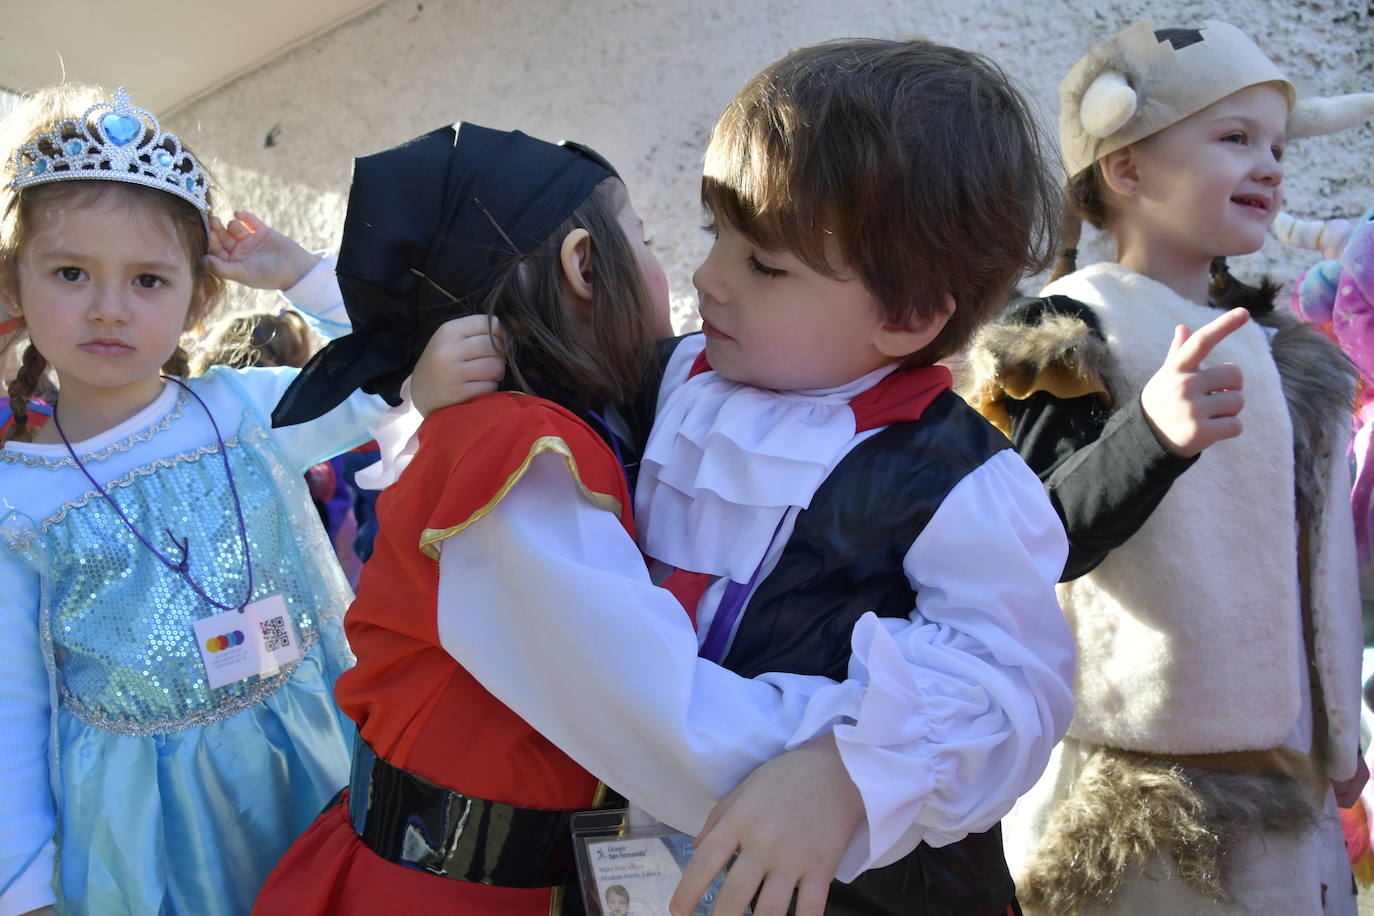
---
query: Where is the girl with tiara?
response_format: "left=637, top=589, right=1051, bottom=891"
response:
left=0, top=85, right=463, bottom=916
left=255, top=119, right=754, bottom=916
left=961, top=20, right=1374, bottom=915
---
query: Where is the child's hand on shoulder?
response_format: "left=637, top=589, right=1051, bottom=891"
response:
left=669, top=732, right=862, bottom=916
left=208, top=211, right=320, bottom=292
left=410, top=314, right=507, bottom=416
left=1140, top=307, right=1249, bottom=458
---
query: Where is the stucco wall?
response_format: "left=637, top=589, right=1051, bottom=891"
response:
left=167, top=0, right=1373, bottom=331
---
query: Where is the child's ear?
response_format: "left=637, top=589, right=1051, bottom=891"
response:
left=559, top=228, right=595, bottom=304
left=1098, top=148, right=1141, bottom=200
left=873, top=294, right=955, bottom=359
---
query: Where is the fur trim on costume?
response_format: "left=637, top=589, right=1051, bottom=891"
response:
left=965, top=311, right=1116, bottom=399
left=1209, top=257, right=1280, bottom=316
left=958, top=302, right=1116, bottom=434
left=1260, top=311, right=1356, bottom=534
left=1018, top=748, right=1317, bottom=913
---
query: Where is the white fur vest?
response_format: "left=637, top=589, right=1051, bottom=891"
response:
left=1041, top=262, right=1361, bottom=775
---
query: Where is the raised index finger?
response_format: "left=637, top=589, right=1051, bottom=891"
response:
left=1173, top=307, right=1249, bottom=373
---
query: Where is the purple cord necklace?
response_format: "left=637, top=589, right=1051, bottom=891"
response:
left=586, top=409, right=627, bottom=474
left=52, top=376, right=256, bottom=613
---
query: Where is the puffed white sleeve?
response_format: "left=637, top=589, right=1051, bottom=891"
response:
left=772, top=447, right=1075, bottom=878
left=351, top=379, right=422, bottom=491
left=436, top=444, right=1073, bottom=884
left=0, top=546, right=57, bottom=916
left=434, top=449, right=827, bottom=834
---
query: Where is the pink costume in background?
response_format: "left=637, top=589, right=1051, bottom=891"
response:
left=1293, top=206, right=1374, bottom=590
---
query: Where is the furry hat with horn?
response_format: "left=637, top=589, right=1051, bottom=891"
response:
left=1059, top=20, right=1374, bottom=178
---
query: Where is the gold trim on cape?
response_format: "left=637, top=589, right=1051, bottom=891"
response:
left=419, top=435, right=622, bottom=559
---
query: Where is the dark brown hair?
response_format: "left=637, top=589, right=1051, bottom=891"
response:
left=701, top=38, right=1061, bottom=365
left=0, top=85, right=224, bottom=443
left=464, top=178, right=659, bottom=413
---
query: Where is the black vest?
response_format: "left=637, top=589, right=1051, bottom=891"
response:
left=731, top=390, right=1016, bottom=916
left=635, top=342, right=1021, bottom=915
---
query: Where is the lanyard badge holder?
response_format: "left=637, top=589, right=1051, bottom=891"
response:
left=55, top=377, right=300, bottom=687
left=192, top=594, right=301, bottom=688
left=571, top=808, right=746, bottom=915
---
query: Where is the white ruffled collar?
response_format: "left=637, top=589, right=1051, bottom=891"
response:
left=635, top=336, right=895, bottom=581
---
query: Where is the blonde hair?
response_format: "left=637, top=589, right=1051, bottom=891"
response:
left=0, top=85, right=225, bottom=443
left=199, top=311, right=316, bottom=371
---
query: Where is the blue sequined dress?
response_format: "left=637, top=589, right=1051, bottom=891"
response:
left=0, top=366, right=381, bottom=916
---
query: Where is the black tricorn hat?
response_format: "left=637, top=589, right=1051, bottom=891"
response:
left=271, top=121, right=616, bottom=427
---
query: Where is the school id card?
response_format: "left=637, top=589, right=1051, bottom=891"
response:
left=572, top=808, right=747, bottom=915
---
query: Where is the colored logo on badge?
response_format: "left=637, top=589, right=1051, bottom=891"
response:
left=204, top=631, right=246, bottom=653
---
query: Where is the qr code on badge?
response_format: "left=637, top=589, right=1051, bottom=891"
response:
left=259, top=615, right=291, bottom=652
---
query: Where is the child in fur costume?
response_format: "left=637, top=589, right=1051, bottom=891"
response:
left=960, top=20, right=1374, bottom=915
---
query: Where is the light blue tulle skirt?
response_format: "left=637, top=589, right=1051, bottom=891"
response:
left=55, top=642, right=350, bottom=916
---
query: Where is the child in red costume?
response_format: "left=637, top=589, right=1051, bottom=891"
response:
left=257, top=122, right=861, bottom=916
left=292, top=38, right=1078, bottom=916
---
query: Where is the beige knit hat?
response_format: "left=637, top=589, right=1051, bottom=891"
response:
left=1059, top=20, right=1374, bottom=178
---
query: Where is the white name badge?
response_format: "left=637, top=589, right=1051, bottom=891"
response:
left=192, top=594, right=302, bottom=690
left=572, top=809, right=744, bottom=915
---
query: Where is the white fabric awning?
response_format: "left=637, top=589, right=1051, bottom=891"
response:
left=0, top=0, right=383, bottom=114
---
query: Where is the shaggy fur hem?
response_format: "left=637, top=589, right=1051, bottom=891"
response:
left=1258, top=310, right=1356, bottom=532
left=1018, top=748, right=1319, bottom=914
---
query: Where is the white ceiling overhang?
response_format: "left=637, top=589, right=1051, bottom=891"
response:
left=0, top=0, right=385, bottom=115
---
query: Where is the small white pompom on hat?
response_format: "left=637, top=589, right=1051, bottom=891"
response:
left=1060, top=21, right=1374, bottom=179
left=1079, top=72, right=1138, bottom=138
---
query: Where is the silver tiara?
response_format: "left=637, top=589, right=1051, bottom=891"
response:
left=10, top=87, right=208, bottom=212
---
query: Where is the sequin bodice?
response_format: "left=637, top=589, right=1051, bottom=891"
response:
left=10, top=403, right=351, bottom=735
left=0, top=337, right=375, bottom=916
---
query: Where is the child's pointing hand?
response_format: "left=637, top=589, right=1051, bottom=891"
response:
left=1140, top=307, right=1249, bottom=458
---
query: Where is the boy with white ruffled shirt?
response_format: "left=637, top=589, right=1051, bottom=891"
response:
left=393, top=38, right=1077, bottom=916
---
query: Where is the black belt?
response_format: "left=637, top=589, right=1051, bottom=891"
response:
left=347, top=732, right=591, bottom=888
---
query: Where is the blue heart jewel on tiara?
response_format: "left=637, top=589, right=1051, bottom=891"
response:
left=101, top=113, right=141, bottom=146
left=12, top=87, right=209, bottom=215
